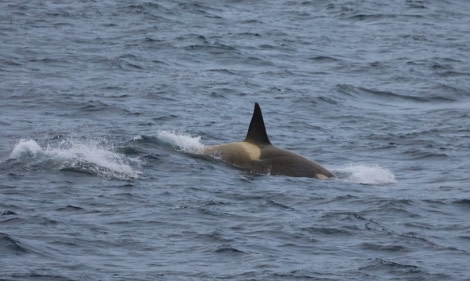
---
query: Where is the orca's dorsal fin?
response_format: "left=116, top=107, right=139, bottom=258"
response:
left=244, top=103, right=271, bottom=145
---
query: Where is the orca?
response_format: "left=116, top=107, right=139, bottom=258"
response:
left=203, top=103, right=334, bottom=179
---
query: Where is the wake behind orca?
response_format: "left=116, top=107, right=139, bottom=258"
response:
left=203, top=103, right=334, bottom=179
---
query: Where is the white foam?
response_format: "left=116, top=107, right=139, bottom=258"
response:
left=333, top=163, right=397, bottom=185
left=9, top=138, right=140, bottom=180
left=9, top=139, right=43, bottom=159
left=156, top=130, right=205, bottom=153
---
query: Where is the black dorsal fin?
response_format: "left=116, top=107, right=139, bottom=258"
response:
left=244, top=103, right=271, bottom=145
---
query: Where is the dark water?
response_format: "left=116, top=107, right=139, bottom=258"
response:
left=1, top=0, right=470, bottom=280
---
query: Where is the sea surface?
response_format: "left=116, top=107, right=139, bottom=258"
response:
left=1, top=0, right=470, bottom=280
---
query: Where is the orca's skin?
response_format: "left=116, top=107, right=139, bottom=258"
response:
left=203, top=103, right=334, bottom=179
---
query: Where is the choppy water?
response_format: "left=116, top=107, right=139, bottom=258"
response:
left=1, top=0, right=470, bottom=280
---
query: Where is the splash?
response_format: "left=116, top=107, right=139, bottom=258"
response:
left=333, top=163, right=397, bottom=185
left=9, top=138, right=140, bottom=180
left=155, top=130, right=205, bottom=153
left=9, top=139, right=42, bottom=159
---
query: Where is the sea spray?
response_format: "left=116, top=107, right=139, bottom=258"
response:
left=9, top=139, right=42, bottom=159
left=9, top=138, right=140, bottom=180
left=155, top=130, right=205, bottom=154
left=333, top=163, right=397, bottom=185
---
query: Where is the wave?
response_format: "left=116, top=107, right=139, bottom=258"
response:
left=336, top=84, right=457, bottom=104
left=8, top=138, right=140, bottom=180
left=360, top=257, right=420, bottom=272
left=0, top=232, right=29, bottom=255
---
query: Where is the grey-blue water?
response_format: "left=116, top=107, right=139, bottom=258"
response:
left=1, top=1, right=470, bottom=280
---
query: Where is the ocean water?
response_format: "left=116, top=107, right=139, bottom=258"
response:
left=1, top=0, right=470, bottom=280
